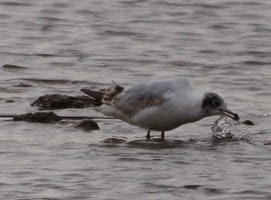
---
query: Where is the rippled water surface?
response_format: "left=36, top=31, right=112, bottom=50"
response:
left=1, top=0, right=271, bottom=199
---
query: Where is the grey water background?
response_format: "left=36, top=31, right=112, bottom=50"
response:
left=1, top=0, right=271, bottom=199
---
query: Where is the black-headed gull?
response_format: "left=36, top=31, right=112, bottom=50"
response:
left=82, top=77, right=239, bottom=140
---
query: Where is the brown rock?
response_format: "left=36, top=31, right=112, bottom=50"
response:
left=73, top=119, right=99, bottom=131
left=31, top=94, right=99, bottom=110
left=13, top=112, right=61, bottom=123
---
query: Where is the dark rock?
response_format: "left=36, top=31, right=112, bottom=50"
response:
left=2, top=64, right=28, bottom=70
left=31, top=94, right=99, bottom=110
left=6, top=100, right=15, bottom=103
left=183, top=185, right=202, bottom=190
left=242, top=120, right=255, bottom=126
left=73, top=119, right=99, bottom=131
left=35, top=53, right=57, bottom=57
left=13, top=83, right=32, bottom=87
left=13, top=112, right=61, bottom=123
left=72, top=100, right=85, bottom=108
left=102, top=138, right=126, bottom=144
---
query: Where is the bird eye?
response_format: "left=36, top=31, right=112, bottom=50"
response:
left=212, top=100, right=220, bottom=107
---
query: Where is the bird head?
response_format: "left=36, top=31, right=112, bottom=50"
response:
left=202, top=92, right=239, bottom=121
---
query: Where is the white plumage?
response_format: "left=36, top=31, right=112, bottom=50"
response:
left=82, top=76, right=239, bottom=140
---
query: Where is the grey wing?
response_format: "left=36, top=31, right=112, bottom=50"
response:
left=113, top=77, right=192, bottom=116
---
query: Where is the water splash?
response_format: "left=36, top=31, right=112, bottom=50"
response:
left=211, top=116, right=236, bottom=140
left=211, top=116, right=254, bottom=144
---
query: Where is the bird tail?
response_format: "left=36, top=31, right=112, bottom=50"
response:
left=81, top=84, right=124, bottom=106
left=81, top=89, right=105, bottom=106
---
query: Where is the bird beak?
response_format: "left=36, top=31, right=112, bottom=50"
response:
left=220, top=109, right=240, bottom=121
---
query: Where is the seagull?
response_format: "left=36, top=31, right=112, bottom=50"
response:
left=81, top=76, right=239, bottom=140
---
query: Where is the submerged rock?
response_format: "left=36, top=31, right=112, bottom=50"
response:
left=13, top=83, right=32, bottom=88
left=13, top=112, right=61, bottom=123
left=2, top=64, right=28, bottom=70
left=31, top=94, right=99, bottom=109
left=102, top=138, right=126, bottom=144
left=6, top=100, right=15, bottom=103
left=242, top=120, right=255, bottom=126
left=12, top=111, right=101, bottom=131
left=264, top=142, right=271, bottom=146
left=73, top=119, right=99, bottom=131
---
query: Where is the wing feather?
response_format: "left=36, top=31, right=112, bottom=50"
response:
left=113, top=77, right=192, bottom=116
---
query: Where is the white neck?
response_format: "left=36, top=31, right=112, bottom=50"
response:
left=179, top=92, right=205, bottom=124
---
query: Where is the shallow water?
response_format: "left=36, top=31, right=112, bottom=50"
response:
left=1, top=0, right=271, bottom=199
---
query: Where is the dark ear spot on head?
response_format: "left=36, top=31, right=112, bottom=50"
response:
left=202, top=92, right=223, bottom=109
